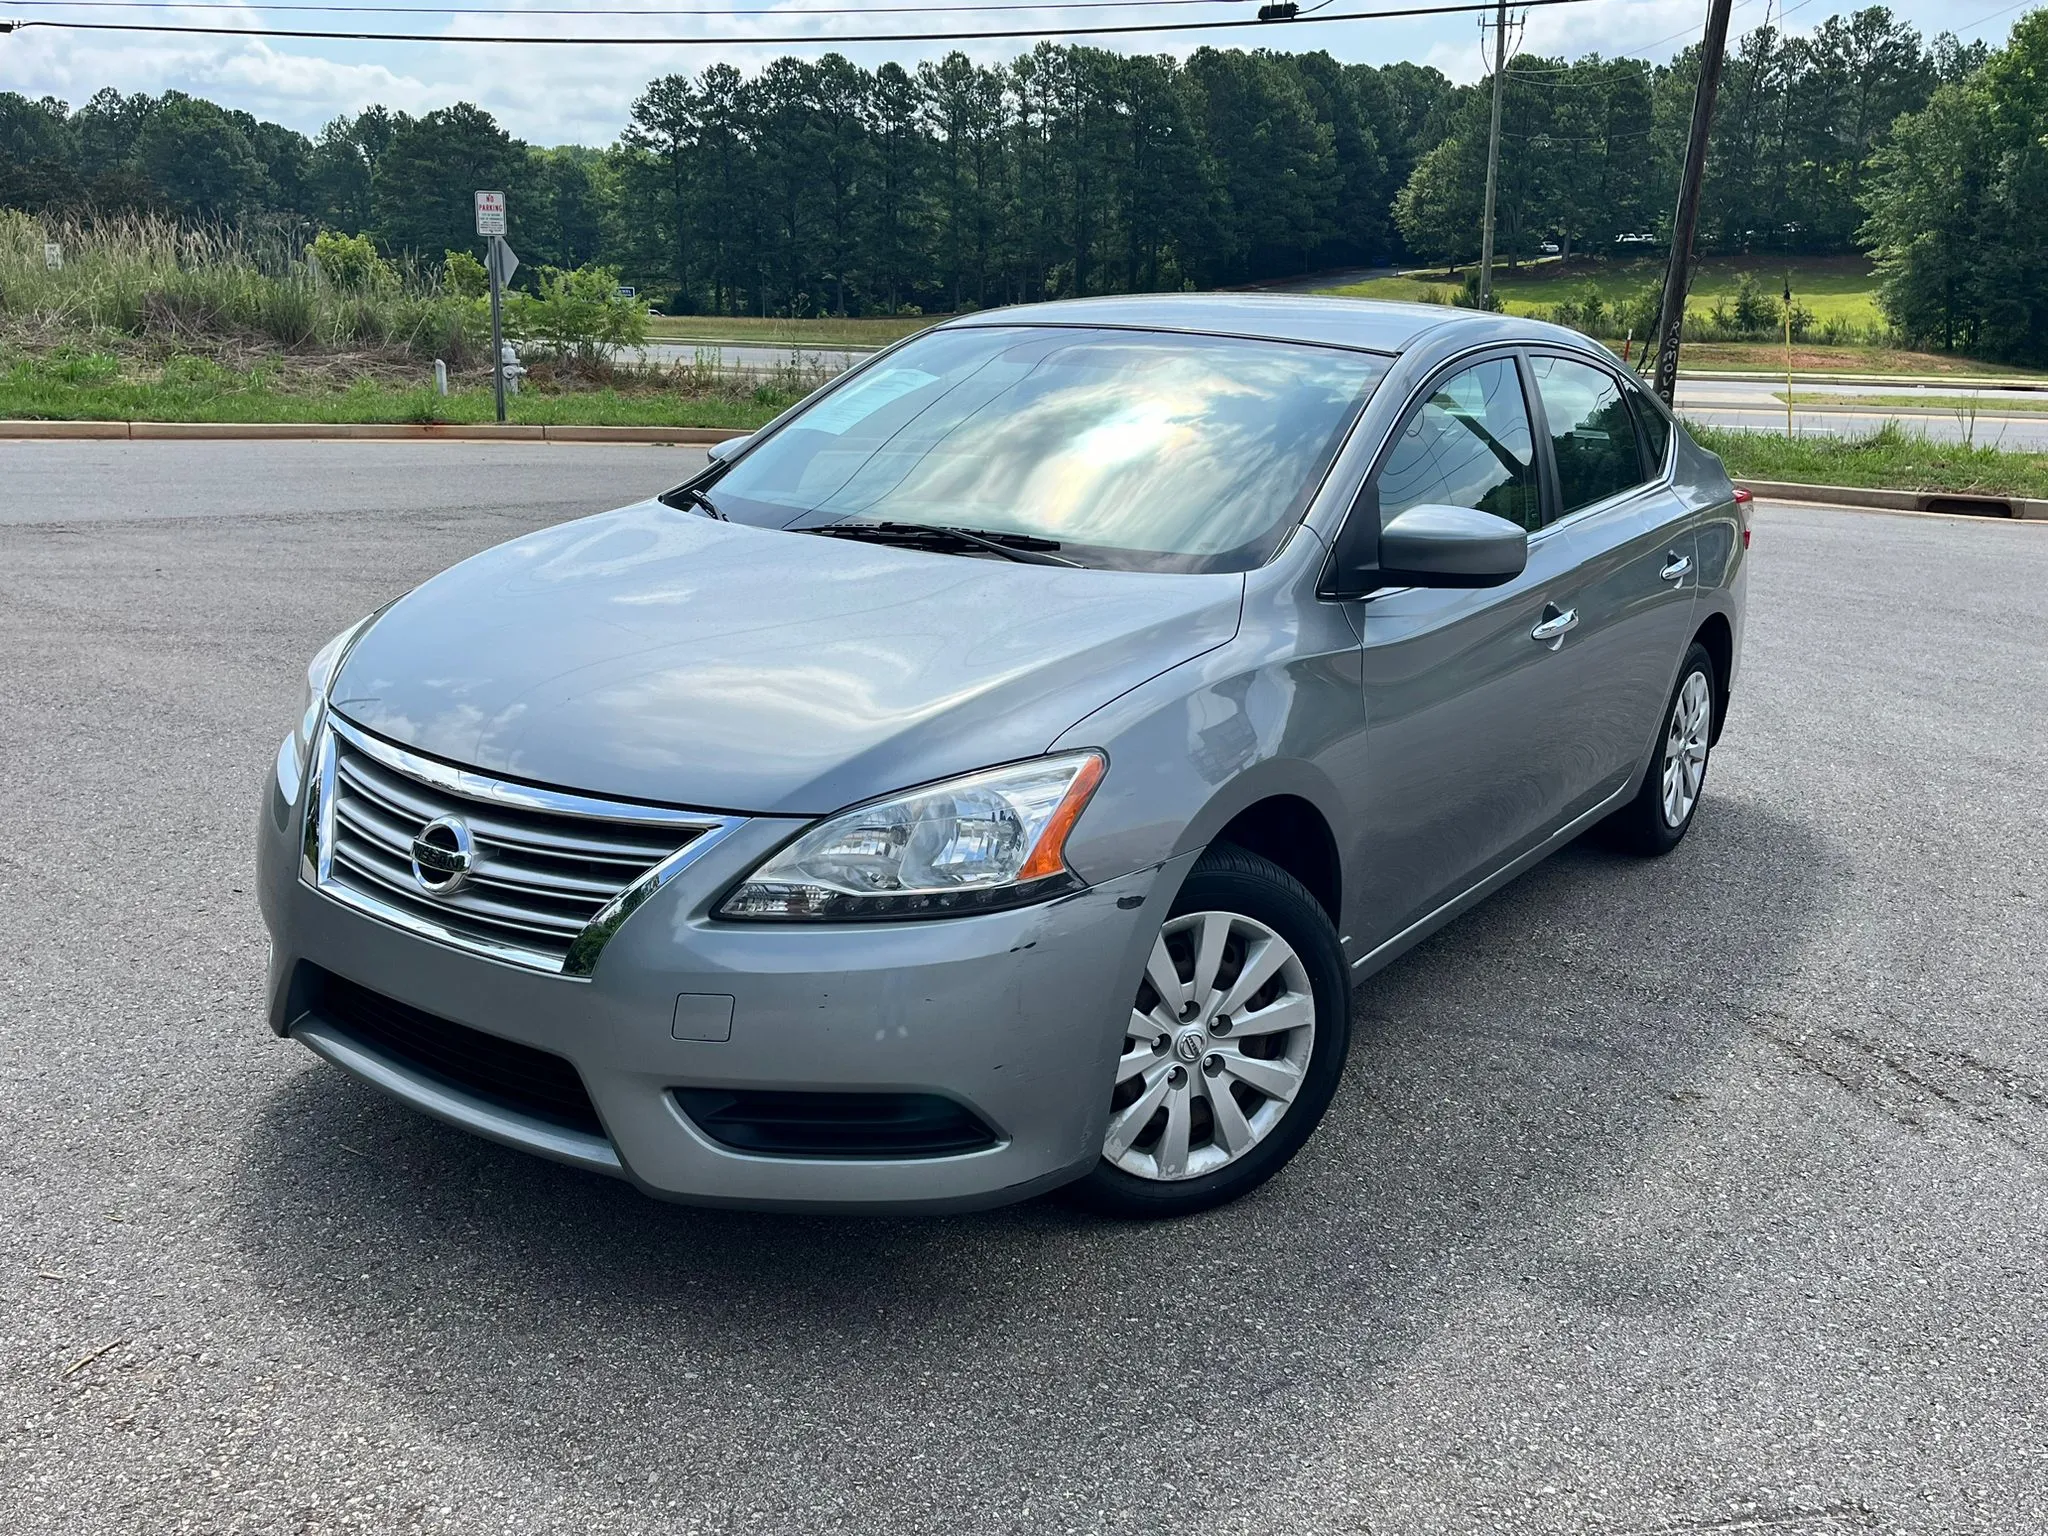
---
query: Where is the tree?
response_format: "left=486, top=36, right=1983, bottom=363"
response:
left=1394, top=136, right=1483, bottom=265
left=135, top=93, right=273, bottom=221
left=1108, top=54, right=1207, bottom=292
left=1863, top=10, right=2048, bottom=361
left=1183, top=49, right=1338, bottom=283
left=866, top=62, right=928, bottom=312
left=693, top=64, right=750, bottom=314
left=622, top=74, right=699, bottom=308
left=310, top=107, right=394, bottom=233
left=811, top=55, right=873, bottom=314
left=748, top=56, right=824, bottom=315
left=371, top=103, right=527, bottom=258
left=0, top=94, right=77, bottom=211
left=1291, top=51, right=1392, bottom=268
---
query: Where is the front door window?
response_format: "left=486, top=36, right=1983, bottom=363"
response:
left=1376, top=358, right=1542, bottom=533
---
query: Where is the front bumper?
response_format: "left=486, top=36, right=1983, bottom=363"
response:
left=257, top=751, right=1185, bottom=1211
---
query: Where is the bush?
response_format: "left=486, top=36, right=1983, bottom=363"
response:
left=1451, top=271, right=1504, bottom=312
left=310, top=230, right=391, bottom=293
left=1730, top=273, right=1781, bottom=333
left=505, top=265, right=649, bottom=366
left=443, top=249, right=489, bottom=300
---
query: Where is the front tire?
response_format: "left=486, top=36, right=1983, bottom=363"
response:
left=1605, top=639, right=1717, bottom=857
left=1068, top=844, right=1350, bottom=1219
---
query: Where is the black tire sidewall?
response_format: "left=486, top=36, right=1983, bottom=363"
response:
left=1617, top=640, right=1716, bottom=855
left=1068, top=845, right=1351, bottom=1218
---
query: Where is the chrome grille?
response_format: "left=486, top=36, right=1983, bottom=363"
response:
left=304, top=715, right=739, bottom=976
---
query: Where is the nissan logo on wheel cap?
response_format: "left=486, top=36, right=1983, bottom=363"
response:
left=410, top=816, right=476, bottom=896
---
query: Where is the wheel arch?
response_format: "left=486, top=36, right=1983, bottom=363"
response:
left=1208, top=796, right=1343, bottom=932
left=1692, top=610, right=1734, bottom=745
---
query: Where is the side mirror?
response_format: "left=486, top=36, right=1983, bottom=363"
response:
left=1378, top=504, right=1528, bottom=589
left=1320, top=488, right=1529, bottom=598
left=705, top=434, right=748, bottom=465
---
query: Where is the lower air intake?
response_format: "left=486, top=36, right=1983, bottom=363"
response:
left=672, top=1088, right=998, bottom=1159
left=314, top=968, right=605, bottom=1139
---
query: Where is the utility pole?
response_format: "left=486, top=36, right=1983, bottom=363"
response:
left=1651, top=0, right=1736, bottom=404
left=1477, top=0, right=1508, bottom=309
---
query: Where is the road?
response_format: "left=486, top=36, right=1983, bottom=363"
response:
left=630, top=338, right=871, bottom=375
left=624, top=334, right=2048, bottom=446
left=3, top=441, right=2046, bottom=1535
left=1676, top=374, right=2048, bottom=448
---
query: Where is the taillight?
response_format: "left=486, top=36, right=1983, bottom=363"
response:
left=1733, top=486, right=1753, bottom=547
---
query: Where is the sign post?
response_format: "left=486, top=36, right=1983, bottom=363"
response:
left=475, top=191, right=509, bottom=423
left=43, top=241, right=62, bottom=271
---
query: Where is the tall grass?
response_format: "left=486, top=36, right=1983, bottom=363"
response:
left=0, top=209, right=484, bottom=363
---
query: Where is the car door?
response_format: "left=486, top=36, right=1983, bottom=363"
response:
left=1343, top=353, right=1594, bottom=955
left=1524, top=353, right=1700, bottom=800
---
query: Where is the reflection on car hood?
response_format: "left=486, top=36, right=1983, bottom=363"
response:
left=330, top=500, right=1244, bottom=815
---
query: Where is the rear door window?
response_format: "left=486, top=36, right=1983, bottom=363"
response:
left=1622, top=375, right=1673, bottom=477
left=1374, top=358, right=1542, bottom=533
left=1530, top=354, right=1649, bottom=517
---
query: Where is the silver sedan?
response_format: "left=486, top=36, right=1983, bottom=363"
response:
left=256, top=295, right=1747, bottom=1217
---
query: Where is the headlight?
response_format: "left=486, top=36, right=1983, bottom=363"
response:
left=719, top=752, right=1107, bottom=921
left=282, top=617, right=371, bottom=787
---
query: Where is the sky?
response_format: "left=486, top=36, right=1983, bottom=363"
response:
left=0, top=0, right=2036, bottom=145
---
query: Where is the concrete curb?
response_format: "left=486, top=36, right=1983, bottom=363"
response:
left=1736, top=478, right=2048, bottom=521
left=0, top=419, right=749, bottom=445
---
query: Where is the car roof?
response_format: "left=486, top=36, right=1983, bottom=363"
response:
left=935, top=292, right=1591, bottom=358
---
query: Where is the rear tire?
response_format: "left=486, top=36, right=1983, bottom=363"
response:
left=1604, top=640, right=1716, bottom=857
left=1068, top=844, right=1350, bottom=1219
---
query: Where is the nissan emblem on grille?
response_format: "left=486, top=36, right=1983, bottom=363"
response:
left=305, top=717, right=739, bottom=976
left=409, top=816, right=475, bottom=895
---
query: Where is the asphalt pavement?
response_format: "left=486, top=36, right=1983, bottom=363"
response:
left=3, top=441, right=2046, bottom=1536
left=622, top=334, right=2048, bottom=446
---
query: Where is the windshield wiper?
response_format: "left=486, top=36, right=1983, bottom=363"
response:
left=671, top=484, right=725, bottom=520
left=799, top=520, right=1080, bottom=568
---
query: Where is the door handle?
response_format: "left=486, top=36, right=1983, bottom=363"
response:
left=1660, top=552, right=1692, bottom=581
left=1530, top=605, right=1578, bottom=650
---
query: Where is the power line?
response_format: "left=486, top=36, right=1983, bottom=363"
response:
left=1949, top=0, right=2036, bottom=31
left=1485, top=0, right=1822, bottom=80
left=0, top=0, right=1595, bottom=43
left=0, top=0, right=1249, bottom=12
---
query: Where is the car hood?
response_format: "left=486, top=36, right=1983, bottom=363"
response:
left=330, top=500, right=1244, bottom=816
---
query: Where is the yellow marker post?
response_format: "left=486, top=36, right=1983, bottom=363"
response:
left=1784, top=273, right=1794, bottom=436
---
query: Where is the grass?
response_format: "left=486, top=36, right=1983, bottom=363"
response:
left=1783, top=390, right=2048, bottom=412
left=1324, top=253, right=1884, bottom=324
left=1691, top=422, right=2048, bottom=499
left=0, top=348, right=800, bottom=429
left=2, top=209, right=478, bottom=363
left=646, top=313, right=937, bottom=349
left=1670, top=345, right=2038, bottom=378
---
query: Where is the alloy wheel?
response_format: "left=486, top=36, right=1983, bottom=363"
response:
left=1105, top=910, right=1317, bottom=1182
left=1661, top=669, right=1713, bottom=828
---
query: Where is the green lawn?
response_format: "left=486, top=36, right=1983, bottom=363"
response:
left=1783, top=390, right=2048, bottom=413
left=0, top=351, right=796, bottom=429
left=1324, top=254, right=1885, bottom=327
left=646, top=313, right=936, bottom=349
left=11, top=346, right=2047, bottom=501
left=1691, top=422, right=2048, bottom=498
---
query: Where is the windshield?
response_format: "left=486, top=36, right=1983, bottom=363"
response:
left=700, top=325, right=1390, bottom=573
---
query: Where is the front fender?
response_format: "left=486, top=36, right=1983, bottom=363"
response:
left=1048, top=597, right=1368, bottom=940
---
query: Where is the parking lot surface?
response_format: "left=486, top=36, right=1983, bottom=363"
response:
left=3, top=442, right=2045, bottom=1535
